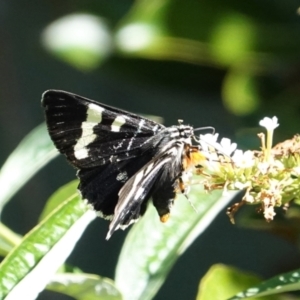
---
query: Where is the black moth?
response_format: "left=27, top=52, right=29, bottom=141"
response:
left=42, top=90, right=207, bottom=239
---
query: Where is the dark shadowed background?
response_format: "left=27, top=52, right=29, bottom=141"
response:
left=1, top=1, right=300, bottom=299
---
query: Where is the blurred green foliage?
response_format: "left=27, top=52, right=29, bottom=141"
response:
left=41, top=0, right=300, bottom=122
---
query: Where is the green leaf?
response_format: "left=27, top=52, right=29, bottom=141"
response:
left=197, top=264, right=281, bottom=300
left=229, top=267, right=300, bottom=299
left=0, top=223, right=22, bottom=257
left=47, top=273, right=122, bottom=300
left=115, top=185, right=237, bottom=300
left=0, top=123, right=57, bottom=256
left=0, top=185, right=96, bottom=300
left=0, top=123, right=57, bottom=211
left=39, top=180, right=79, bottom=221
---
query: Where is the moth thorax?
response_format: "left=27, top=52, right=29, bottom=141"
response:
left=169, top=125, right=193, bottom=141
left=178, top=125, right=193, bottom=137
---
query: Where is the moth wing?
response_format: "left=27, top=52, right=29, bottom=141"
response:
left=106, top=153, right=174, bottom=239
left=42, top=90, right=164, bottom=168
left=78, top=152, right=157, bottom=218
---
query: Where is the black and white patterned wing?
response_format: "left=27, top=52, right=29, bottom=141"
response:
left=42, top=90, right=164, bottom=169
left=77, top=147, right=158, bottom=221
left=106, top=149, right=180, bottom=239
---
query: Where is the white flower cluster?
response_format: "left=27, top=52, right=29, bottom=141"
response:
left=196, top=116, right=298, bottom=223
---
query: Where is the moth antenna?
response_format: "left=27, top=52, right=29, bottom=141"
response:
left=193, top=126, right=215, bottom=134
left=192, top=126, right=215, bottom=144
left=185, top=194, right=198, bottom=213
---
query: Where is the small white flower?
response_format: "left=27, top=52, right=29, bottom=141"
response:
left=244, top=193, right=255, bottom=203
left=234, top=181, right=250, bottom=190
left=292, top=166, right=300, bottom=176
left=257, top=162, right=269, bottom=174
left=232, top=150, right=255, bottom=168
left=263, top=205, right=276, bottom=220
left=268, top=179, right=280, bottom=193
left=272, top=160, right=285, bottom=171
left=200, top=134, right=238, bottom=158
left=259, top=116, right=279, bottom=131
left=199, top=133, right=219, bottom=151
left=200, top=133, right=219, bottom=143
left=204, top=159, right=222, bottom=173
left=219, top=138, right=237, bottom=156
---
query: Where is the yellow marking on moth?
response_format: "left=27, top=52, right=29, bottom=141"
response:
left=160, top=213, right=170, bottom=223
left=183, top=148, right=206, bottom=170
left=190, top=150, right=206, bottom=165
left=179, top=178, right=185, bottom=193
left=174, top=184, right=182, bottom=194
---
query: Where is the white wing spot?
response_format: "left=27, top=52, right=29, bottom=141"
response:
left=152, top=124, right=159, bottom=132
left=74, top=148, right=88, bottom=159
left=116, top=171, right=128, bottom=182
left=74, top=103, right=104, bottom=159
left=111, top=115, right=127, bottom=132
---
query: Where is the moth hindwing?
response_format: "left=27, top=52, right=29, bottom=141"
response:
left=42, top=90, right=205, bottom=239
